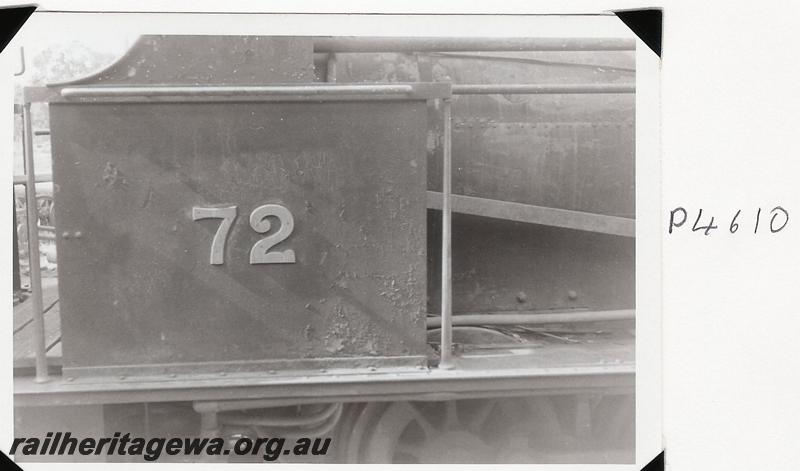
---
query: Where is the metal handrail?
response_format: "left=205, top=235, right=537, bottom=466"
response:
left=313, top=37, right=636, bottom=53
left=452, top=83, right=634, bottom=94
left=60, top=84, right=418, bottom=98
left=21, top=102, right=49, bottom=383
left=14, top=174, right=52, bottom=185
left=55, top=83, right=634, bottom=100
left=439, top=98, right=454, bottom=369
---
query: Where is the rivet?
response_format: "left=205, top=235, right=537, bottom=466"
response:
left=74, top=231, right=83, bottom=239
left=65, top=376, right=75, bottom=382
left=516, top=291, right=528, bottom=303
left=118, top=375, right=126, bottom=380
left=568, top=290, right=578, bottom=300
left=62, top=232, right=71, bottom=239
left=268, top=370, right=276, bottom=375
left=319, top=368, right=327, bottom=373
left=368, top=366, right=377, bottom=372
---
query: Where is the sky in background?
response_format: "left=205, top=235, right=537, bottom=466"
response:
left=14, top=33, right=135, bottom=86
left=11, top=16, right=141, bottom=174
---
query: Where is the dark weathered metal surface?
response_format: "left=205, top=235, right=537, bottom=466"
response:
left=438, top=119, right=635, bottom=216
left=329, top=51, right=635, bottom=317
left=425, top=57, right=635, bottom=216
left=424, top=54, right=636, bottom=316
left=427, top=213, right=635, bottom=314
left=51, top=98, right=429, bottom=376
left=49, top=36, right=315, bottom=86
left=329, top=51, right=635, bottom=216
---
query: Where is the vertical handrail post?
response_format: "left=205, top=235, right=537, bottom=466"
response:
left=439, top=97, right=455, bottom=370
left=13, top=202, right=21, bottom=294
left=22, top=102, right=49, bottom=383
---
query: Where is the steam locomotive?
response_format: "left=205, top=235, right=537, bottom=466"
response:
left=13, top=35, right=636, bottom=463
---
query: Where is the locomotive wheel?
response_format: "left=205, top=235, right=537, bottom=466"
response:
left=345, top=398, right=548, bottom=463
left=344, top=395, right=634, bottom=463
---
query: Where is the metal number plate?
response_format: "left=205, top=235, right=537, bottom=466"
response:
left=249, top=204, right=296, bottom=264
left=191, top=206, right=237, bottom=265
left=193, top=203, right=296, bottom=265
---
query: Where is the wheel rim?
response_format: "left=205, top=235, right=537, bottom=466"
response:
left=346, top=395, right=634, bottom=463
left=353, top=401, right=491, bottom=463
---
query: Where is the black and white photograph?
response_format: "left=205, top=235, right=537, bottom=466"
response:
left=3, top=8, right=663, bottom=468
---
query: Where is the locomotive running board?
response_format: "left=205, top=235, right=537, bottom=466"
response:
left=15, top=362, right=634, bottom=408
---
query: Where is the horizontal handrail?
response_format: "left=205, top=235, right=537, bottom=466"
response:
left=58, top=83, right=453, bottom=101
left=61, top=84, right=413, bottom=98
left=23, top=81, right=635, bottom=104
left=58, top=83, right=633, bottom=99
left=452, top=83, right=634, bottom=94
left=14, top=174, right=52, bottom=185
left=313, top=37, right=636, bottom=53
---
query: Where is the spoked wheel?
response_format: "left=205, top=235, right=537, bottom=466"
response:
left=36, top=195, right=55, bottom=226
left=346, top=398, right=555, bottom=463
left=347, top=400, right=491, bottom=463
left=345, top=395, right=634, bottom=463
